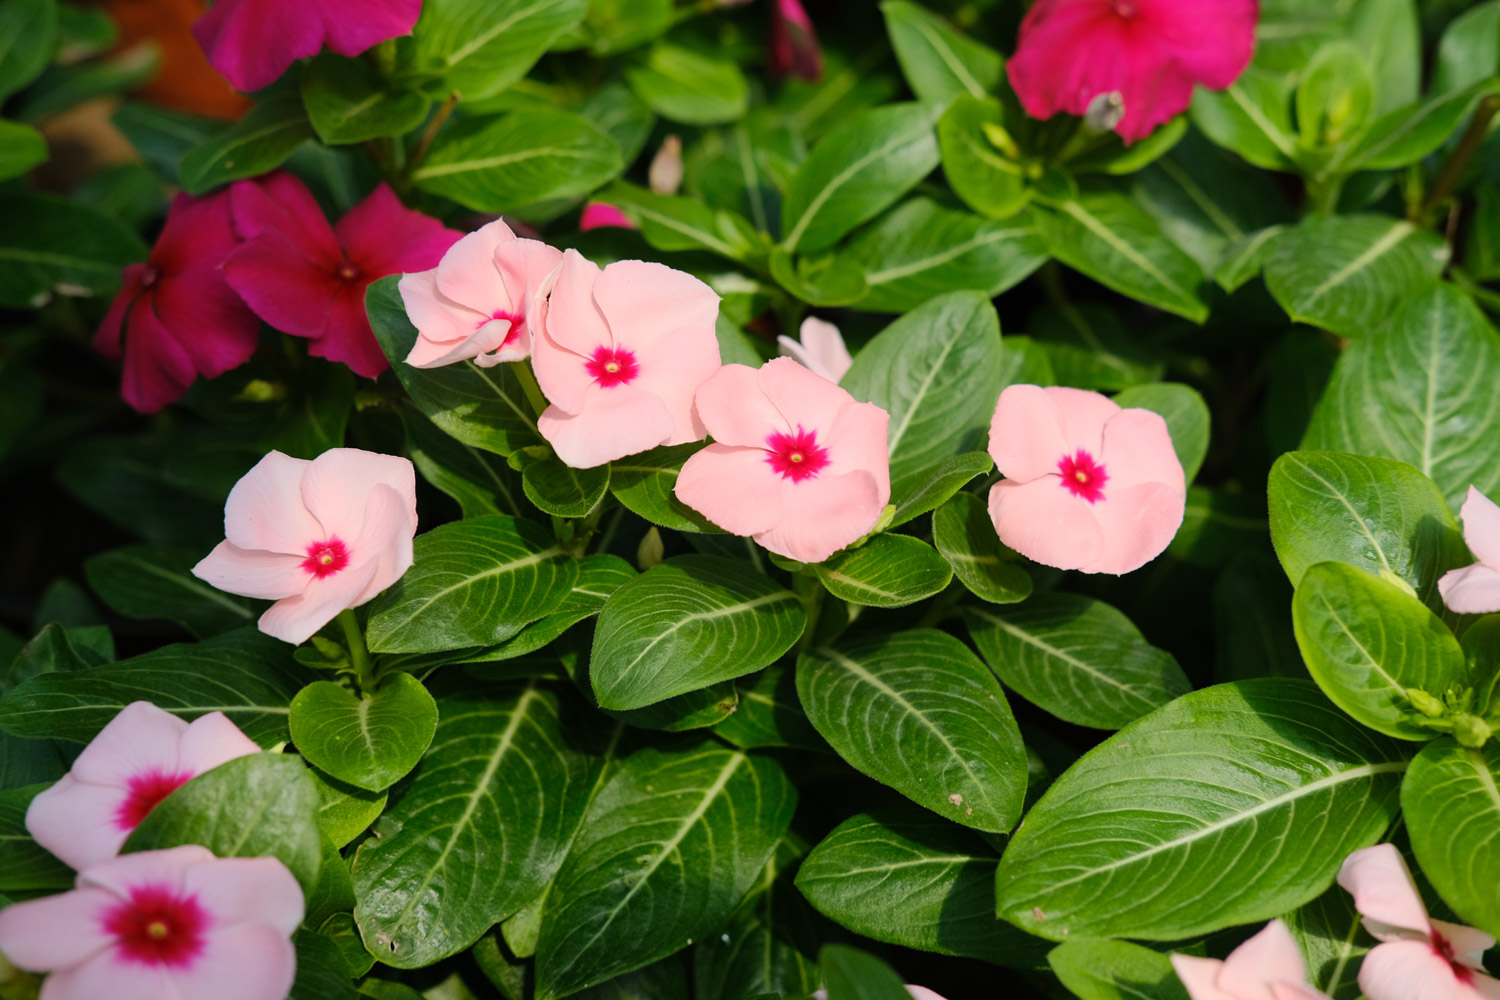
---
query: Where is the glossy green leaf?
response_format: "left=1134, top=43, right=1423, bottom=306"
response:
left=1402, top=738, right=1500, bottom=938
left=598, top=181, right=755, bottom=263
left=0, top=0, right=57, bottom=100
left=0, top=784, right=73, bottom=892
left=994, top=679, right=1408, bottom=941
left=290, top=927, right=359, bottom=1000
left=1214, top=224, right=1286, bottom=292
left=625, top=44, right=748, bottom=126
left=401, top=408, right=524, bottom=519
left=1047, top=939, right=1189, bottom=1000
left=937, top=96, right=1029, bottom=220
left=85, top=543, right=259, bottom=638
left=1346, top=80, right=1498, bottom=172
left=179, top=95, right=314, bottom=194
left=1190, top=69, right=1298, bottom=171
left=610, top=443, right=720, bottom=533
left=1112, top=382, right=1210, bottom=484
left=932, top=492, right=1031, bottom=605
left=713, top=665, right=824, bottom=751
left=0, top=120, right=46, bottom=181
left=887, top=451, right=992, bottom=529
left=410, top=0, right=588, bottom=102
left=820, top=944, right=910, bottom=1000
left=813, top=534, right=953, bottom=608
left=1433, top=1, right=1500, bottom=95
left=0, top=192, right=145, bottom=309
left=693, top=837, right=820, bottom=1000
left=290, top=674, right=439, bottom=792
left=1284, top=881, right=1369, bottom=1000
left=513, top=451, right=609, bottom=518
left=301, top=55, right=430, bottom=145
left=310, top=768, right=387, bottom=850
left=881, top=1, right=1002, bottom=104
left=798, top=629, right=1026, bottom=833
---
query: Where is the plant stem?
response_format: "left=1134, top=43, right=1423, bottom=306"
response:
left=0, top=952, right=40, bottom=1000
left=794, top=573, right=825, bottom=654
left=1416, top=93, right=1500, bottom=223
left=510, top=360, right=549, bottom=418
left=407, top=91, right=460, bottom=178
left=337, top=608, right=379, bottom=693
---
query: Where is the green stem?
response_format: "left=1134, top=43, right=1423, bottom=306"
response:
left=337, top=609, right=379, bottom=693
left=1305, top=174, right=1346, bottom=215
left=0, top=952, right=40, bottom=1000
left=510, top=360, right=549, bottom=419
left=406, top=91, right=460, bottom=179
left=794, top=573, right=826, bottom=654
left=1416, top=93, right=1500, bottom=223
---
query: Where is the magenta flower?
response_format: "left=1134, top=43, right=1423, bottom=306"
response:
left=770, top=0, right=822, bottom=81
left=1438, top=486, right=1500, bottom=614
left=94, top=191, right=261, bottom=414
left=531, top=250, right=721, bottom=469
left=223, top=172, right=461, bottom=378
left=1339, top=844, right=1500, bottom=1000
left=0, top=846, right=302, bottom=1000
left=25, top=702, right=259, bottom=872
left=193, top=0, right=421, bottom=93
left=1006, top=0, right=1258, bottom=143
left=777, top=316, right=852, bottom=384
left=398, top=219, right=562, bottom=369
left=987, top=384, right=1185, bottom=575
left=578, top=202, right=638, bottom=232
left=676, top=358, right=890, bottom=564
left=1171, top=919, right=1332, bottom=1000
left=192, top=448, right=418, bottom=645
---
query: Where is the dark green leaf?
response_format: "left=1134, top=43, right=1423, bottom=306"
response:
left=820, top=944, right=910, bottom=1000
left=0, top=0, right=58, bottom=100
left=932, top=492, right=1031, bottom=604
left=85, top=543, right=259, bottom=637
left=0, top=120, right=46, bottom=181
left=610, top=443, right=720, bottom=533
left=813, top=534, right=953, bottom=608
left=310, top=768, right=387, bottom=850
left=887, top=451, right=993, bottom=529
left=179, top=95, right=314, bottom=195
left=515, top=451, right=610, bottom=518
left=401, top=407, right=524, bottom=518
left=1346, top=80, right=1499, bottom=173
left=1284, top=881, right=1369, bottom=1000
left=302, top=55, right=430, bottom=145
left=713, top=665, right=824, bottom=751
left=694, top=837, right=820, bottom=999
left=0, top=192, right=145, bottom=309
left=1047, top=939, right=1189, bottom=1000
left=0, top=784, right=73, bottom=892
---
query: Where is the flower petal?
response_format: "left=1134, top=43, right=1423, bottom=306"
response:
left=537, top=387, right=676, bottom=469
left=675, top=444, right=785, bottom=537
left=757, top=356, right=852, bottom=442
left=1170, top=956, right=1237, bottom=1000
left=192, top=542, right=308, bottom=601
left=257, top=558, right=379, bottom=645
left=490, top=237, right=564, bottom=361
left=167, top=924, right=297, bottom=1000
left=1431, top=920, right=1497, bottom=972
left=76, top=844, right=215, bottom=899
left=336, top=183, right=459, bottom=278
left=191, top=0, right=323, bottom=92
left=24, top=774, right=131, bottom=871
left=221, top=451, right=322, bottom=556
left=823, top=400, right=891, bottom=508
left=93, top=266, right=144, bottom=361
left=318, top=0, right=422, bottom=57
left=1358, top=939, right=1496, bottom=1000
left=299, top=448, right=418, bottom=545
left=988, top=383, right=1072, bottom=483
left=755, top=469, right=883, bottom=564
left=177, top=713, right=261, bottom=773
left=1083, top=481, right=1185, bottom=575
left=782, top=316, right=852, bottom=383
left=591, top=259, right=720, bottom=356
left=67, top=701, right=190, bottom=787
left=1438, top=563, right=1500, bottom=615
left=1338, top=843, right=1433, bottom=942
left=1218, top=920, right=1309, bottom=1000
left=694, top=363, right=791, bottom=446
left=539, top=249, right=611, bottom=358
left=399, top=269, right=493, bottom=368
left=988, top=477, right=1105, bottom=572
left=346, top=483, right=418, bottom=607
left=149, top=268, right=261, bottom=380
left=221, top=227, right=340, bottom=342
left=118, top=295, right=200, bottom=414
left=37, top=951, right=176, bottom=1000
left=0, top=886, right=117, bottom=971
left=307, top=278, right=388, bottom=377
left=1460, top=487, right=1500, bottom=570
left=630, top=324, right=721, bottom=446
left=228, top=173, right=338, bottom=259
left=1100, top=407, right=1186, bottom=494
left=433, top=218, right=515, bottom=312
left=181, top=857, right=303, bottom=935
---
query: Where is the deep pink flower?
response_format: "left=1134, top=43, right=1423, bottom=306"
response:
left=676, top=358, right=890, bottom=564
left=1007, top=0, right=1258, bottom=143
left=193, top=448, right=419, bottom=645
left=1172, top=919, right=1332, bottom=1000
left=531, top=250, right=721, bottom=468
left=25, top=703, right=259, bottom=872
left=987, top=384, right=1185, bottom=575
left=398, top=219, right=562, bottom=369
left=223, top=172, right=461, bottom=378
left=778, top=316, right=852, bottom=384
left=0, top=846, right=302, bottom=1000
left=94, top=191, right=261, bottom=414
left=1438, top=487, right=1500, bottom=614
left=770, top=0, right=822, bottom=81
left=193, top=0, right=421, bottom=93
left=578, top=202, right=638, bottom=232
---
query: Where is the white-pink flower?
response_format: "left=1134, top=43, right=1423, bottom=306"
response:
left=1171, top=919, right=1333, bottom=1000
left=25, top=703, right=259, bottom=872
left=675, top=358, right=890, bottom=564
left=531, top=249, right=721, bottom=469
left=1438, top=486, right=1500, bottom=614
left=192, top=447, right=418, bottom=645
left=398, top=219, right=562, bottom=369
left=813, top=988, right=947, bottom=1000
left=0, top=845, right=302, bottom=1000
left=1339, top=843, right=1500, bottom=1000
left=778, top=316, right=852, bottom=384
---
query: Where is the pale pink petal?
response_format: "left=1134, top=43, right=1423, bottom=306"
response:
left=823, top=401, right=892, bottom=508
left=192, top=542, right=308, bottom=601
left=1271, top=983, right=1336, bottom=1000
left=988, top=477, right=1106, bottom=572
left=490, top=237, right=564, bottom=363
left=1431, top=920, right=1497, bottom=972
left=540, top=249, right=611, bottom=357
left=537, top=388, right=676, bottom=469
left=531, top=334, right=596, bottom=415
left=1083, top=481, right=1186, bottom=575
left=39, top=951, right=176, bottom=1000
left=1099, top=408, right=1186, bottom=494
left=630, top=324, right=721, bottom=446
left=1439, top=564, right=1500, bottom=615
left=694, top=364, right=792, bottom=447
left=433, top=219, right=516, bottom=312
left=778, top=316, right=852, bottom=383
left=757, top=357, right=852, bottom=443
left=676, top=445, right=786, bottom=536
left=904, top=990, right=949, bottom=1000
left=400, top=269, right=494, bottom=368
left=1338, top=844, right=1433, bottom=942
left=1460, top=487, right=1500, bottom=569
left=177, top=713, right=260, bottom=773
left=1170, top=956, right=1237, bottom=1000
left=75, top=844, right=215, bottom=899
left=181, top=857, right=302, bottom=936
left=221, top=451, right=322, bottom=556
left=67, top=702, right=189, bottom=787
left=258, top=559, right=378, bottom=645
left=346, top=484, right=417, bottom=606
left=1219, top=920, right=1309, bottom=1000
left=299, top=448, right=418, bottom=544
left=0, top=887, right=117, bottom=971
left=1358, top=939, right=1495, bottom=1000
left=1050, top=386, right=1121, bottom=456
left=755, top=469, right=884, bottom=564
left=591, top=259, right=721, bottom=356
left=989, top=384, right=1073, bottom=483
left=166, top=924, right=297, bottom=1000
left=25, top=774, right=132, bottom=871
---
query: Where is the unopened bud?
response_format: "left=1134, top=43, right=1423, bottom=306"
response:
left=981, top=122, right=1022, bottom=161
left=637, top=526, right=664, bottom=571
left=649, top=135, right=684, bottom=195
left=1085, top=91, right=1126, bottom=133
left=1406, top=688, right=1446, bottom=718
left=1455, top=714, right=1493, bottom=749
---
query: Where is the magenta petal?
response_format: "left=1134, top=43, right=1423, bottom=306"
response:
left=94, top=266, right=144, bottom=361
left=537, top=388, right=676, bottom=468
left=150, top=269, right=261, bottom=380
left=192, top=0, right=324, bottom=92
left=118, top=296, right=200, bottom=414
left=578, top=202, right=637, bottom=231
left=755, top=469, right=883, bottom=564
left=307, top=281, right=388, bottom=378
left=229, top=173, right=340, bottom=259
left=337, top=184, right=461, bottom=278
left=222, top=229, right=340, bottom=342
left=154, top=190, right=243, bottom=268
left=318, top=0, right=421, bottom=57
left=988, top=477, right=1105, bottom=572
left=676, top=445, right=785, bottom=536
left=0, top=887, right=117, bottom=972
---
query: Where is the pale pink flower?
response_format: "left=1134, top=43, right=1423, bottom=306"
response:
left=813, top=988, right=947, bottom=1000
left=192, top=448, right=418, bottom=645
left=25, top=703, right=259, bottom=872
left=649, top=136, right=684, bottom=196
left=0, top=845, right=302, bottom=1000
left=675, top=358, right=890, bottom=564
left=1171, top=919, right=1332, bottom=1000
left=531, top=250, right=721, bottom=469
left=1338, top=844, right=1500, bottom=1000
left=777, top=316, right=852, bottom=384
left=578, top=202, right=637, bottom=232
left=397, top=219, right=562, bottom=369
left=987, top=384, right=1185, bottom=575
left=1438, top=487, right=1500, bottom=614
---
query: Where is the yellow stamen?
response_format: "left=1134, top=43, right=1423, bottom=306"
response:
left=605, top=361, right=620, bottom=373
left=147, top=921, right=169, bottom=940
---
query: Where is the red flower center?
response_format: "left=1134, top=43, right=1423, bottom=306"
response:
left=140, top=265, right=161, bottom=289
left=766, top=427, right=830, bottom=482
left=104, top=884, right=209, bottom=969
left=114, top=769, right=194, bottom=831
left=1433, top=930, right=1475, bottom=985
left=337, top=261, right=362, bottom=281
left=1111, top=0, right=1138, bottom=17
left=586, top=346, right=640, bottom=387
left=484, top=310, right=524, bottom=347
left=301, top=537, right=350, bottom=578
left=1058, top=449, right=1108, bottom=503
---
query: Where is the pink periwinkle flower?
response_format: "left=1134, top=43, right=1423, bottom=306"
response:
left=1006, top=0, right=1258, bottom=144
left=531, top=250, right=721, bottom=469
left=1339, top=844, right=1500, bottom=1000
left=25, top=702, right=259, bottom=873
left=193, top=0, right=421, bottom=93
left=813, top=988, right=947, bottom=1000
left=987, top=384, right=1185, bottom=575
left=223, top=171, right=461, bottom=379
left=770, top=0, right=822, bottom=81
left=578, top=202, right=638, bottom=232
left=1171, top=919, right=1332, bottom=1000
left=94, top=191, right=260, bottom=414
left=1438, top=486, right=1500, bottom=614
left=676, top=358, right=890, bottom=564
left=397, top=219, right=562, bottom=369
left=0, top=845, right=302, bottom=1000
left=192, top=447, right=418, bottom=645
left=777, top=316, right=852, bottom=384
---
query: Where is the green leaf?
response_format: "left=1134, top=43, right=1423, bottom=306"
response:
left=820, top=944, right=910, bottom=1000
left=1112, top=382, right=1210, bottom=484
left=598, top=181, right=755, bottom=263
left=994, top=679, right=1408, bottom=942
left=0, top=192, right=145, bottom=309
left=605, top=680, right=739, bottom=733
left=578, top=0, right=673, bottom=55
left=1029, top=302, right=1163, bottom=391
left=798, top=629, right=1026, bottom=833
left=352, top=681, right=606, bottom=968
left=1466, top=186, right=1500, bottom=282
left=0, top=0, right=57, bottom=100
left=693, top=837, right=820, bottom=1000
left=366, top=515, right=579, bottom=654
left=713, top=665, right=824, bottom=751
left=1036, top=192, right=1208, bottom=323
left=932, top=492, right=1031, bottom=605
left=306, top=832, right=356, bottom=927
left=301, top=55, right=430, bottom=145
left=410, top=0, right=588, bottom=102
left=1433, top=1, right=1500, bottom=95
left=112, top=102, right=226, bottom=181
left=179, top=95, right=314, bottom=195
left=965, top=594, right=1189, bottom=730
left=0, top=120, right=46, bottom=180
left=0, top=629, right=305, bottom=747
left=813, top=534, right=953, bottom=608
left=310, top=768, right=387, bottom=850
left=411, top=111, right=623, bottom=213
left=625, top=43, right=748, bottom=126
left=1346, top=80, right=1500, bottom=172
left=796, top=805, right=1045, bottom=965
left=769, top=246, right=869, bottom=306
left=842, top=291, right=1002, bottom=482
left=401, top=408, right=524, bottom=519
left=1302, top=285, right=1500, bottom=507
left=1284, top=881, right=1369, bottom=1000
left=590, top=555, right=804, bottom=711
left=290, top=674, right=438, bottom=792
left=1295, top=42, right=1375, bottom=148
left=1350, top=0, right=1419, bottom=114
left=291, top=927, right=359, bottom=1000
left=368, top=277, right=543, bottom=458
left=515, top=452, right=609, bottom=518
left=125, top=753, right=323, bottom=894
left=887, top=451, right=993, bottom=529
left=937, top=96, right=1029, bottom=220
left=610, top=443, right=720, bottom=533
left=1190, top=69, right=1298, bottom=171
left=880, top=1, right=1002, bottom=104
left=85, top=543, right=259, bottom=637
left=1402, top=738, right=1500, bottom=938
left=1263, top=214, right=1447, bottom=338
left=1214, top=224, right=1286, bottom=292
left=843, top=198, right=1046, bottom=313
left=1047, top=939, right=1190, bottom=1000
left=781, top=102, right=942, bottom=254
left=0, top=784, right=73, bottom=892
left=321, top=913, right=375, bottom=979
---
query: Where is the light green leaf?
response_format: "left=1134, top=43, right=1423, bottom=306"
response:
left=625, top=43, right=748, bottom=126
left=1112, top=382, right=1210, bottom=483
left=0, top=120, right=47, bottom=180
left=1349, top=0, right=1419, bottom=115
left=932, top=492, right=1031, bottom=605
left=410, top=0, right=588, bottom=102
left=1402, top=738, right=1500, bottom=938
left=1190, top=69, right=1298, bottom=171
left=1047, top=939, right=1189, bottom=1000
left=179, top=95, right=313, bottom=194
left=813, top=534, right=953, bottom=608
left=85, top=543, right=258, bottom=638
left=598, top=181, right=755, bottom=263
left=301, top=55, right=430, bottom=145
left=1433, top=1, right=1500, bottom=95
left=610, top=443, right=720, bottom=533
left=881, top=1, right=1002, bottom=104
left=290, top=674, right=438, bottom=792
left=1346, top=80, right=1500, bottom=172
left=937, top=96, right=1029, bottom=220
